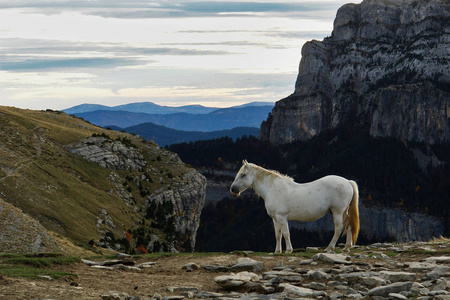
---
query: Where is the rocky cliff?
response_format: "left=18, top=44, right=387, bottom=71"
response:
left=67, top=135, right=206, bottom=251
left=260, top=0, right=450, bottom=144
left=0, top=106, right=206, bottom=253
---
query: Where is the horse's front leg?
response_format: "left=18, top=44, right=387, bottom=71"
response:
left=275, top=216, right=293, bottom=253
left=272, top=219, right=282, bottom=253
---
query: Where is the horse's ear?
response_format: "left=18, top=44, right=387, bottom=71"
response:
left=242, top=159, right=248, bottom=166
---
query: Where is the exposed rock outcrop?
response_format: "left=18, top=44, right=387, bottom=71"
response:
left=0, top=198, right=60, bottom=253
left=66, top=136, right=146, bottom=171
left=147, top=170, right=206, bottom=250
left=67, top=135, right=206, bottom=251
left=260, top=0, right=450, bottom=144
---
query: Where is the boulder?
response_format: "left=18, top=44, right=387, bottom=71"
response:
left=214, top=272, right=259, bottom=290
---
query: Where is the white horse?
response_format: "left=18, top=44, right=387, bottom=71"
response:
left=230, top=160, right=359, bottom=253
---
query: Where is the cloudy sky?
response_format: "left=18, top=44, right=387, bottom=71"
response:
left=0, top=0, right=355, bottom=111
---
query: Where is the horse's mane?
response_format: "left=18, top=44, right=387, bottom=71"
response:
left=249, top=163, right=293, bottom=182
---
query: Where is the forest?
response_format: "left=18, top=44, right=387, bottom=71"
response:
left=169, top=127, right=450, bottom=251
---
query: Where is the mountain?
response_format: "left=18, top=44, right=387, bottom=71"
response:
left=74, top=105, right=274, bottom=131
left=64, top=101, right=275, bottom=116
left=0, top=106, right=206, bottom=253
left=120, top=122, right=259, bottom=146
left=64, top=101, right=217, bottom=115
left=259, top=0, right=450, bottom=145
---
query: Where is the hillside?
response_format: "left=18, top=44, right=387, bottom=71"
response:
left=0, top=106, right=206, bottom=254
left=122, top=122, right=259, bottom=146
left=73, top=105, right=274, bottom=131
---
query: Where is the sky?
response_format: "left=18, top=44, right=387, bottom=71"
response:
left=0, top=0, right=356, bottom=111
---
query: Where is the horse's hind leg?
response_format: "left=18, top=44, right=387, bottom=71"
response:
left=325, top=210, right=344, bottom=253
left=343, top=227, right=353, bottom=252
left=343, top=212, right=352, bottom=252
left=281, top=222, right=293, bottom=253
left=272, top=219, right=283, bottom=254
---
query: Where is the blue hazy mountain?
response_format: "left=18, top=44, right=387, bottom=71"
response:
left=114, top=122, right=259, bottom=146
left=64, top=101, right=273, bottom=115
left=70, top=102, right=275, bottom=132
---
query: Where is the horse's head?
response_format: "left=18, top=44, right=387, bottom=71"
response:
left=230, top=160, right=254, bottom=197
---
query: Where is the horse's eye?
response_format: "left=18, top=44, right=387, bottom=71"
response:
left=241, top=173, right=246, bottom=177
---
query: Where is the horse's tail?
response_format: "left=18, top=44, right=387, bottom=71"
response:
left=348, top=180, right=360, bottom=246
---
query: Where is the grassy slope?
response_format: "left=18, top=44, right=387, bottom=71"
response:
left=0, top=106, right=192, bottom=246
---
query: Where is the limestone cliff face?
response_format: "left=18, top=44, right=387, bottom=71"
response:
left=67, top=136, right=206, bottom=251
left=260, top=0, right=450, bottom=144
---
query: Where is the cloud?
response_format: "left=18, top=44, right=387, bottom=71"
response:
left=0, top=1, right=349, bottom=19
left=0, top=38, right=236, bottom=72
left=0, top=57, right=141, bottom=71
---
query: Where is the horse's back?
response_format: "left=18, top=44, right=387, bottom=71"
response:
left=272, top=175, right=354, bottom=221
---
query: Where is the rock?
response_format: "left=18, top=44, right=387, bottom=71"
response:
left=359, top=276, right=385, bottom=287
left=425, top=266, right=450, bottom=280
left=111, top=264, right=141, bottom=271
left=260, top=0, right=450, bottom=145
left=389, top=293, right=408, bottom=300
left=214, top=272, right=259, bottom=290
left=203, top=265, right=229, bottom=272
left=307, top=269, right=330, bottom=280
left=279, top=283, right=314, bottom=297
left=135, top=262, right=156, bottom=268
left=379, top=271, right=417, bottom=282
left=432, top=279, right=448, bottom=292
left=368, top=282, right=413, bottom=297
left=426, top=256, right=450, bottom=264
left=314, top=253, right=351, bottom=264
left=68, top=136, right=207, bottom=252
left=102, top=291, right=130, bottom=300
left=81, top=259, right=100, bottom=266
left=229, top=258, right=264, bottom=272
left=262, top=270, right=303, bottom=282
left=167, top=287, right=199, bottom=293
left=91, top=265, right=114, bottom=270
left=195, top=291, right=223, bottom=298
left=116, top=252, right=132, bottom=259
left=182, top=262, right=200, bottom=272
left=299, top=259, right=314, bottom=265
left=409, top=262, right=438, bottom=272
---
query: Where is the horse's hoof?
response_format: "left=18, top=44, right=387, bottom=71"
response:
left=324, top=248, right=335, bottom=253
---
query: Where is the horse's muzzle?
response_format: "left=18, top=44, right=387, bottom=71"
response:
left=230, top=186, right=240, bottom=197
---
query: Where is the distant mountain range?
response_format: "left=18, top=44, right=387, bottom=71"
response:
left=64, top=101, right=273, bottom=115
left=114, top=123, right=259, bottom=146
left=64, top=101, right=274, bottom=145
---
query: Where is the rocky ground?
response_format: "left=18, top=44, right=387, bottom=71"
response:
left=0, top=240, right=449, bottom=300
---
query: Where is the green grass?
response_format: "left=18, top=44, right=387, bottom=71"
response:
left=0, top=253, right=79, bottom=280
left=0, top=105, right=198, bottom=250
left=0, top=265, right=76, bottom=280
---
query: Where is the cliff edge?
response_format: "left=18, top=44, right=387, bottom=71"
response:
left=260, top=0, right=450, bottom=144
